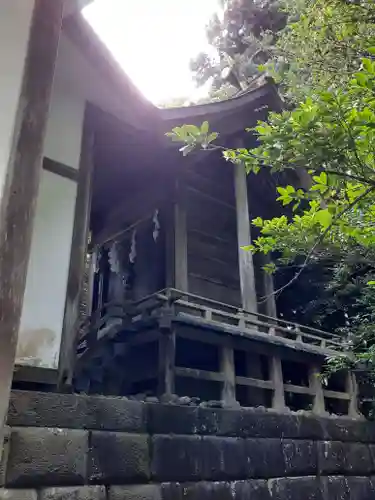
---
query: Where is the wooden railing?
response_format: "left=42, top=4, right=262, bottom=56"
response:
left=77, top=287, right=344, bottom=356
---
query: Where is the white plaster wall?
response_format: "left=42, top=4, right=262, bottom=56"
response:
left=0, top=1, right=34, bottom=212
left=17, top=79, right=85, bottom=369
left=44, top=83, right=85, bottom=169
left=17, top=171, right=77, bottom=369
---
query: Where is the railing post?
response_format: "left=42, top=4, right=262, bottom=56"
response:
left=308, top=365, right=326, bottom=415
left=220, top=346, right=237, bottom=407
left=270, top=356, right=286, bottom=411
left=347, top=371, right=361, bottom=419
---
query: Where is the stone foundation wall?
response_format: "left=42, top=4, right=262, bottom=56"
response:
left=2, top=391, right=375, bottom=499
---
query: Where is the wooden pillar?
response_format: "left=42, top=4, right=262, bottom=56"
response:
left=347, top=371, right=361, bottom=418
left=0, top=0, right=63, bottom=453
left=174, top=179, right=188, bottom=291
left=308, top=365, right=326, bottom=415
left=233, top=143, right=257, bottom=313
left=220, top=346, right=237, bottom=407
left=58, top=107, right=95, bottom=389
left=158, top=330, right=176, bottom=396
left=259, top=253, right=277, bottom=318
left=270, top=356, right=286, bottom=411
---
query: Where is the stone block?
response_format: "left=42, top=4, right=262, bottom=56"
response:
left=160, top=483, right=183, bottom=500
left=7, top=391, right=145, bottom=434
left=6, top=427, right=87, bottom=487
left=282, top=440, right=317, bottom=476
left=346, top=477, right=374, bottom=500
left=318, top=441, right=373, bottom=475
left=198, top=408, right=242, bottom=437
left=320, top=418, right=372, bottom=443
left=240, top=412, right=300, bottom=439
left=85, top=397, right=145, bottom=433
left=173, top=482, right=233, bottom=500
left=321, top=477, right=350, bottom=500
left=151, top=435, right=202, bottom=482
left=0, top=490, right=37, bottom=500
left=0, top=428, right=11, bottom=486
left=201, top=437, right=246, bottom=480
left=89, top=432, right=149, bottom=484
left=233, top=480, right=271, bottom=500
left=109, top=485, right=161, bottom=500
left=268, top=477, right=323, bottom=500
left=40, top=487, right=106, bottom=500
left=7, top=392, right=87, bottom=430
left=296, top=415, right=325, bottom=440
left=147, top=404, right=199, bottom=435
left=245, top=439, right=282, bottom=478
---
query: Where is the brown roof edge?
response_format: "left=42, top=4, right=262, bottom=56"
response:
left=159, top=78, right=282, bottom=123
left=62, top=13, right=158, bottom=118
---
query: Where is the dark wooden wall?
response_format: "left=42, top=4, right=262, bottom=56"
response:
left=185, top=152, right=241, bottom=306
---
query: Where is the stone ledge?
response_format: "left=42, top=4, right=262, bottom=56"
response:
left=0, top=490, right=37, bottom=500
left=40, top=486, right=106, bottom=500
left=8, top=391, right=145, bottom=434
left=7, top=391, right=375, bottom=443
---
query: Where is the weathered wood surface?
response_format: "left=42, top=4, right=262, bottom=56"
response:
left=58, top=106, right=94, bottom=389
left=0, top=0, right=63, bottom=454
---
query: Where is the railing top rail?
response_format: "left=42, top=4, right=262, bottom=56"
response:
left=161, top=288, right=341, bottom=342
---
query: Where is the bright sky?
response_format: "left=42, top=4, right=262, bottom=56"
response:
left=82, top=0, right=220, bottom=105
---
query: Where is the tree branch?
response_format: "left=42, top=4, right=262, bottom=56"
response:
left=258, top=185, right=375, bottom=303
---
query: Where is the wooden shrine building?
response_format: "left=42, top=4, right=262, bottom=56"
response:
left=0, top=1, right=360, bottom=453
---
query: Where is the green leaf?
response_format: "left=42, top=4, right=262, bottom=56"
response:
left=315, top=209, right=332, bottom=229
left=206, top=132, right=219, bottom=144
left=201, top=121, right=209, bottom=134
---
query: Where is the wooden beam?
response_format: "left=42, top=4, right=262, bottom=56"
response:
left=174, top=179, right=188, bottom=291
left=270, top=356, right=286, bottom=411
left=233, top=140, right=257, bottom=312
left=220, top=346, right=237, bottom=407
left=158, top=330, right=176, bottom=396
left=235, top=376, right=273, bottom=390
left=175, top=366, right=224, bottom=382
left=58, top=106, right=95, bottom=389
left=0, top=0, right=63, bottom=455
left=43, top=156, right=79, bottom=182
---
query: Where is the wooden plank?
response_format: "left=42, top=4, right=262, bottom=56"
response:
left=284, top=384, right=314, bottom=396
left=43, top=156, right=79, bottom=182
left=323, top=389, right=351, bottom=401
left=188, top=255, right=240, bottom=290
left=58, top=106, right=95, bottom=389
left=175, top=366, right=224, bottom=383
left=220, top=346, right=237, bottom=406
left=188, top=230, right=238, bottom=264
left=189, top=275, right=241, bottom=307
left=158, top=331, right=176, bottom=395
left=233, top=151, right=257, bottom=312
left=235, top=376, right=273, bottom=389
left=0, top=0, right=63, bottom=453
left=185, top=169, right=235, bottom=206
